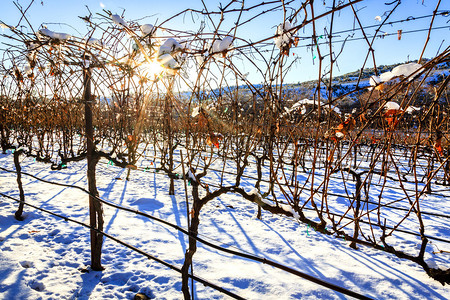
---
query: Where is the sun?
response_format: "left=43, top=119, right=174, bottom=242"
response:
left=141, top=60, right=164, bottom=79
left=131, top=59, right=164, bottom=87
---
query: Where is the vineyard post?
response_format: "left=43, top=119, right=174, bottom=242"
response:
left=426, top=155, right=433, bottom=194
left=13, top=149, right=25, bottom=220
left=83, top=56, right=104, bottom=271
left=165, top=78, right=176, bottom=195
left=350, top=171, right=362, bottom=249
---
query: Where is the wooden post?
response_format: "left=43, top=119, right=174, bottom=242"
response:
left=84, top=57, right=104, bottom=271
left=350, top=171, right=362, bottom=249
left=14, top=149, right=25, bottom=221
left=426, top=155, right=433, bottom=194
left=165, top=78, right=175, bottom=195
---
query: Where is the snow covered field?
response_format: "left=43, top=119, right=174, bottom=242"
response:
left=0, top=150, right=449, bottom=300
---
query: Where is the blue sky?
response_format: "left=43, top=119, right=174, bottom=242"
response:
left=1, top=0, right=449, bottom=84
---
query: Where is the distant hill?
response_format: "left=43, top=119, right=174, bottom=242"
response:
left=183, top=59, right=449, bottom=117
left=278, top=58, right=450, bottom=113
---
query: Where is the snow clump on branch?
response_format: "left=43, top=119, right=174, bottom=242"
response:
left=38, top=28, right=71, bottom=41
left=157, top=38, right=183, bottom=57
left=111, top=14, right=128, bottom=27
left=369, top=75, right=381, bottom=90
left=86, top=37, right=103, bottom=47
left=281, top=98, right=341, bottom=118
left=158, top=53, right=180, bottom=70
left=380, top=71, right=394, bottom=82
left=191, top=106, right=200, bottom=118
left=391, top=62, right=422, bottom=79
left=369, top=62, right=423, bottom=90
left=383, top=101, right=420, bottom=115
left=140, top=24, right=155, bottom=37
left=155, top=38, right=184, bottom=72
left=211, top=36, right=233, bottom=58
left=274, top=21, right=298, bottom=55
left=383, top=101, right=401, bottom=111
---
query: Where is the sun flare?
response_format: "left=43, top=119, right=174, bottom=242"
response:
left=142, top=60, right=164, bottom=79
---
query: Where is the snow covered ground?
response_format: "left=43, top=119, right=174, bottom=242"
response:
left=0, top=151, right=449, bottom=299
